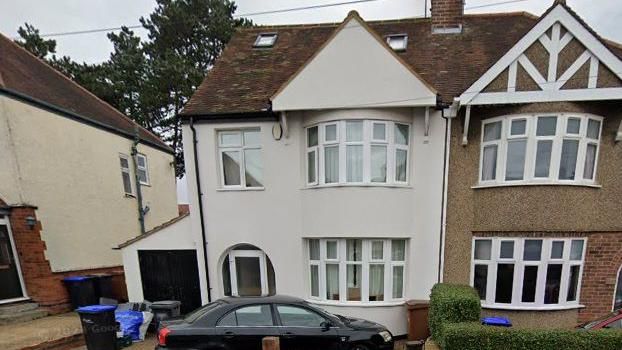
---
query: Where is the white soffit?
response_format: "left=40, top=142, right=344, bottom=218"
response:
left=271, top=13, right=437, bottom=111
left=459, top=4, right=622, bottom=105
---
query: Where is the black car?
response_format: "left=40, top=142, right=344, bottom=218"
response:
left=156, top=295, right=394, bottom=350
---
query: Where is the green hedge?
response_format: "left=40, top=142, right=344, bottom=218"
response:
left=429, top=283, right=622, bottom=350
left=429, top=283, right=481, bottom=344
left=442, top=322, right=622, bottom=350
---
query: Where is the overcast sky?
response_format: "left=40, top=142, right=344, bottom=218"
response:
left=1, top=0, right=620, bottom=64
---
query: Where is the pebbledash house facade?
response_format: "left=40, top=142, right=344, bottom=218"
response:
left=176, top=0, right=622, bottom=333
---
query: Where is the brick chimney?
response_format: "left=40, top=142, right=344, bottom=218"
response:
left=431, top=0, right=464, bottom=34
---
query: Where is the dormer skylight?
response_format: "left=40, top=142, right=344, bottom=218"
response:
left=254, top=33, right=278, bottom=48
left=386, top=34, right=408, bottom=51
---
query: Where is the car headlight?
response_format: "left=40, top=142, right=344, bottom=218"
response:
left=378, top=331, right=392, bottom=342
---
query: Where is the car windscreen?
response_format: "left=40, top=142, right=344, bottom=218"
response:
left=184, top=302, right=222, bottom=323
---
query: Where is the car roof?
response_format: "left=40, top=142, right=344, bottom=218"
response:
left=218, top=295, right=306, bottom=305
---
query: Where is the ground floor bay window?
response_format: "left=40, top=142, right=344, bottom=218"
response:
left=471, top=237, right=586, bottom=309
left=307, top=239, right=406, bottom=303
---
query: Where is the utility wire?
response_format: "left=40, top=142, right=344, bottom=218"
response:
left=18, top=0, right=536, bottom=39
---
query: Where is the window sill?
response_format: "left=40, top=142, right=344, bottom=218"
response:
left=307, top=299, right=406, bottom=308
left=481, top=303, right=585, bottom=311
left=303, top=183, right=412, bottom=190
left=216, top=187, right=265, bottom=192
left=472, top=182, right=601, bottom=189
left=139, top=182, right=151, bottom=187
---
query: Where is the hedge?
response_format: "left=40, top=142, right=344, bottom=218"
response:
left=429, top=283, right=622, bottom=350
left=442, top=322, right=622, bottom=350
left=429, top=283, right=481, bottom=344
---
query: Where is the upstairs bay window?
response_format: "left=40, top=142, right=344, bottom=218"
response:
left=472, top=237, right=586, bottom=309
left=306, top=120, right=410, bottom=186
left=218, top=129, right=263, bottom=189
left=479, top=114, right=602, bottom=186
left=308, top=239, right=406, bottom=303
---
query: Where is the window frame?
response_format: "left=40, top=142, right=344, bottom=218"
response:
left=478, top=113, right=603, bottom=187
left=119, top=153, right=133, bottom=195
left=306, top=120, right=411, bottom=187
left=385, top=34, right=408, bottom=51
left=217, top=129, right=263, bottom=190
left=253, top=33, right=278, bottom=48
left=307, top=238, right=406, bottom=305
left=136, top=153, right=150, bottom=186
left=471, top=237, right=587, bottom=310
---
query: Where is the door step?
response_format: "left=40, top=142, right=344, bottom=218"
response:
left=0, top=302, right=49, bottom=325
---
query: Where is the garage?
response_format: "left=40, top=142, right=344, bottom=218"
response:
left=118, top=214, right=207, bottom=314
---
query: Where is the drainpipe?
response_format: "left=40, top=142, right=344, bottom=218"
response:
left=190, top=117, right=212, bottom=302
left=131, top=127, right=146, bottom=234
left=436, top=96, right=459, bottom=283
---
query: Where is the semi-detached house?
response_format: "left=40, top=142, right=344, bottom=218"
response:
left=122, top=0, right=622, bottom=334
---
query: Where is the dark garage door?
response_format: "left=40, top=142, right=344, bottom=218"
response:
left=138, top=250, right=202, bottom=314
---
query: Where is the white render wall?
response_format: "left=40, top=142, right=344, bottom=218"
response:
left=181, top=107, right=447, bottom=334
left=0, top=95, right=179, bottom=272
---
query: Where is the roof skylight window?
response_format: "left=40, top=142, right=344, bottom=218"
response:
left=386, top=34, right=408, bottom=51
left=254, top=33, right=278, bottom=48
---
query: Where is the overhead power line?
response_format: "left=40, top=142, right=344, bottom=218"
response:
left=18, top=0, right=535, bottom=39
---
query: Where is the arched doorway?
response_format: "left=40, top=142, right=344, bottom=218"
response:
left=222, top=244, right=276, bottom=297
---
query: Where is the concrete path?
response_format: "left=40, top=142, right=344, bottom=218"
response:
left=71, top=334, right=157, bottom=350
left=0, top=312, right=82, bottom=350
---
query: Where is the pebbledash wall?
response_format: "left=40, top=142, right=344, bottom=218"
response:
left=0, top=94, right=179, bottom=311
left=444, top=101, right=622, bottom=327
left=182, top=107, right=448, bottom=335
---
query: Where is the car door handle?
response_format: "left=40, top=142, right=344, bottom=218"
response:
left=282, top=332, right=295, bottom=339
left=224, top=331, right=235, bottom=339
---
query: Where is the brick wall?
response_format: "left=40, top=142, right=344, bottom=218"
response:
left=7, top=206, right=128, bottom=314
left=579, top=232, right=622, bottom=322
left=431, top=0, right=464, bottom=32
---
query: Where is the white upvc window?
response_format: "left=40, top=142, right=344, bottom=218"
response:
left=218, top=129, right=263, bottom=189
left=307, top=238, right=406, bottom=304
left=306, top=120, right=410, bottom=186
left=119, top=154, right=133, bottom=195
left=471, top=237, right=586, bottom=310
left=136, top=153, right=150, bottom=185
left=479, top=114, right=602, bottom=186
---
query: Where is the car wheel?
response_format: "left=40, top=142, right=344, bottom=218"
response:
left=350, top=343, right=371, bottom=350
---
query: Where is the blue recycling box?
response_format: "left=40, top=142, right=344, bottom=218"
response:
left=481, top=316, right=512, bottom=327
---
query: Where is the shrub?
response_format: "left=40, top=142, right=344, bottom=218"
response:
left=428, top=283, right=481, bottom=343
left=442, top=322, right=622, bottom=350
left=428, top=283, right=622, bottom=350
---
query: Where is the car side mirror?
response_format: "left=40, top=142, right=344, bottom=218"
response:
left=320, top=321, right=331, bottom=331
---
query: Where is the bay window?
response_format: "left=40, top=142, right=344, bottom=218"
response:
left=479, top=114, right=602, bottom=186
left=472, top=237, right=586, bottom=309
left=308, top=239, right=406, bottom=303
left=306, top=120, right=410, bottom=186
left=218, top=129, right=263, bottom=189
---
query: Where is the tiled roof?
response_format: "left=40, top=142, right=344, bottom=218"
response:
left=182, top=10, right=622, bottom=117
left=0, top=34, right=171, bottom=152
left=117, top=213, right=189, bottom=249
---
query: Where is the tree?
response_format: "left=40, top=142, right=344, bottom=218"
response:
left=15, top=0, right=250, bottom=177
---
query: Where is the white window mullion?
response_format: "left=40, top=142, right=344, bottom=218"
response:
left=339, top=240, right=347, bottom=302
left=319, top=240, right=327, bottom=300
left=361, top=240, right=370, bottom=303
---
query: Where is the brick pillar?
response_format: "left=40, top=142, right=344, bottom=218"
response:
left=430, top=0, right=464, bottom=34
left=8, top=206, right=71, bottom=311
left=578, top=233, right=622, bottom=322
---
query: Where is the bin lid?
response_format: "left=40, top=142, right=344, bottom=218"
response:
left=89, top=273, right=112, bottom=278
left=77, top=305, right=117, bottom=314
left=63, top=276, right=92, bottom=282
left=151, top=300, right=181, bottom=308
left=481, top=317, right=512, bottom=327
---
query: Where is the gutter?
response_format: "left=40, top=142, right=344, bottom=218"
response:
left=190, top=116, right=212, bottom=303
left=0, top=87, right=173, bottom=154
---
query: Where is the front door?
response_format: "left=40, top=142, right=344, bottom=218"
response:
left=0, top=216, right=25, bottom=302
left=229, top=250, right=268, bottom=297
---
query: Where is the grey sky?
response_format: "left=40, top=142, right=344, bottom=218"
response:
left=1, top=0, right=620, bottom=64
